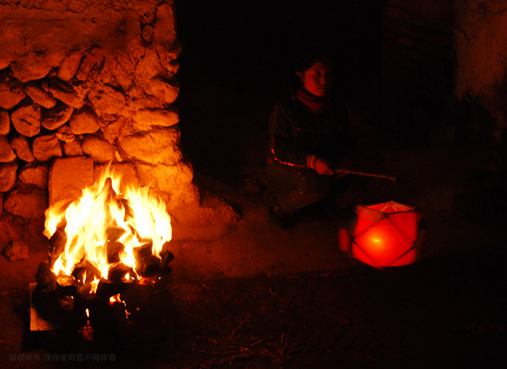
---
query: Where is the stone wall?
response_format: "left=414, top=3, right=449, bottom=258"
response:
left=0, top=0, right=235, bottom=255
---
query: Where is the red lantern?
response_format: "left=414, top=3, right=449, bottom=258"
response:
left=339, top=201, right=421, bottom=268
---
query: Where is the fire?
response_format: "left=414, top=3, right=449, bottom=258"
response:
left=44, top=166, right=172, bottom=289
left=109, top=293, right=123, bottom=305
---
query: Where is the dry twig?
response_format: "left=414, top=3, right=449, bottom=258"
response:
left=194, top=315, right=294, bottom=368
left=228, top=314, right=251, bottom=340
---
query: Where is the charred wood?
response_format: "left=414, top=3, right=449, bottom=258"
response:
left=48, top=225, right=67, bottom=267
left=35, top=260, right=56, bottom=290
left=107, top=263, right=136, bottom=284
left=56, top=274, right=80, bottom=296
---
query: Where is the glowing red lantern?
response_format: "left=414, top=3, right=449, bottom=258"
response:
left=339, top=201, right=421, bottom=268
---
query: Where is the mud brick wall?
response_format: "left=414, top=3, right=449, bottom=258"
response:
left=453, top=0, right=507, bottom=170
left=379, top=0, right=455, bottom=142
left=380, top=0, right=507, bottom=165
left=0, top=0, right=236, bottom=255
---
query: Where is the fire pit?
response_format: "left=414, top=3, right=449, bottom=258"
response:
left=32, top=167, right=175, bottom=345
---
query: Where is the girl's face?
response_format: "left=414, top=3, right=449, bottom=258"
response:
left=297, top=59, right=334, bottom=97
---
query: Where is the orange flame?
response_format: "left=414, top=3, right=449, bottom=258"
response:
left=44, top=166, right=172, bottom=288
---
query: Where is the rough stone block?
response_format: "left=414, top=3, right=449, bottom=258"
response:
left=0, top=163, right=17, bottom=192
left=4, top=188, right=48, bottom=220
left=69, top=106, right=100, bottom=135
left=87, top=83, right=126, bottom=116
left=0, top=72, right=26, bottom=110
left=0, top=59, right=10, bottom=71
left=126, top=86, right=170, bottom=111
left=82, top=136, right=117, bottom=163
left=134, top=48, right=163, bottom=80
left=118, top=127, right=181, bottom=165
left=48, top=79, right=86, bottom=109
left=10, top=53, right=53, bottom=83
left=3, top=241, right=29, bottom=261
left=25, top=83, right=57, bottom=109
left=42, top=103, right=74, bottom=130
left=57, top=51, right=83, bottom=81
left=142, top=25, right=154, bottom=43
left=0, top=212, right=25, bottom=248
left=0, top=110, right=10, bottom=135
left=113, top=55, right=137, bottom=91
left=33, top=134, right=62, bottom=162
left=75, top=47, right=105, bottom=82
left=11, top=135, right=35, bottom=162
left=153, top=3, right=177, bottom=49
left=147, top=75, right=179, bottom=104
left=101, top=116, right=124, bottom=144
left=135, top=161, right=192, bottom=192
left=164, top=59, right=180, bottom=77
left=11, top=103, right=42, bottom=137
left=49, top=156, right=94, bottom=206
left=133, top=107, right=179, bottom=128
left=19, top=164, right=49, bottom=189
left=0, top=135, right=16, bottom=163
left=156, top=40, right=182, bottom=69
left=55, top=124, right=75, bottom=142
left=63, top=140, right=84, bottom=157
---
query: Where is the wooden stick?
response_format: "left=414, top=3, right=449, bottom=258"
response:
left=335, top=169, right=397, bottom=182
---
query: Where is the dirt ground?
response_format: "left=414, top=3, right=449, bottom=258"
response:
left=1, top=241, right=507, bottom=368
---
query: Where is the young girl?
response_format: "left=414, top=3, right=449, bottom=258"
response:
left=267, top=53, right=356, bottom=227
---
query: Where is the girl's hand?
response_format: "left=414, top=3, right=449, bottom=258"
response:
left=315, top=158, right=335, bottom=175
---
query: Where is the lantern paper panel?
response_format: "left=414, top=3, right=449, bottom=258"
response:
left=343, top=201, right=420, bottom=268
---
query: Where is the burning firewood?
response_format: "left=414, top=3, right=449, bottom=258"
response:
left=33, top=166, right=176, bottom=343
left=35, top=260, right=56, bottom=290
left=107, top=262, right=136, bottom=284
left=57, top=294, right=75, bottom=312
left=48, top=225, right=67, bottom=268
left=56, top=273, right=80, bottom=296
left=105, top=226, right=126, bottom=264
left=71, top=260, right=101, bottom=284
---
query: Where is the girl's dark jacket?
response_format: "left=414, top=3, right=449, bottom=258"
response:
left=268, top=91, right=356, bottom=169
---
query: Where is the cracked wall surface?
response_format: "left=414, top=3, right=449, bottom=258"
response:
left=381, top=0, right=507, bottom=158
left=0, top=0, right=174, bottom=63
left=454, top=0, right=507, bottom=137
left=380, top=0, right=455, bottom=143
